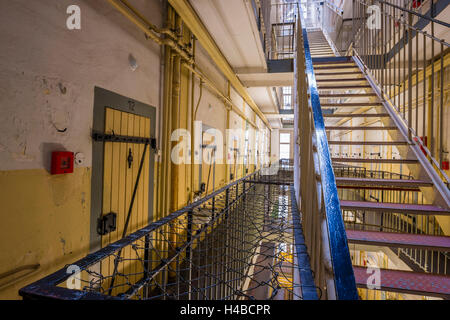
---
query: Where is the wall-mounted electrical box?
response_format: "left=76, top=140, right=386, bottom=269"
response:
left=51, top=151, right=74, bottom=175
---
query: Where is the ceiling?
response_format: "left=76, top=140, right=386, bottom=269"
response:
left=190, top=0, right=285, bottom=128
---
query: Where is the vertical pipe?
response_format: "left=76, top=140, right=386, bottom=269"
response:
left=439, top=42, right=444, bottom=168
left=190, top=39, right=197, bottom=203
left=187, top=210, right=193, bottom=300
left=423, top=33, right=427, bottom=141
left=403, top=21, right=406, bottom=120
left=430, top=17, right=435, bottom=157
left=415, top=31, right=419, bottom=135
left=407, top=14, right=413, bottom=141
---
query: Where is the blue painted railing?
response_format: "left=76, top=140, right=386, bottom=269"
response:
left=297, top=6, right=358, bottom=300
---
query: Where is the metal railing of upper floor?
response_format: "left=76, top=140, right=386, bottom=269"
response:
left=294, top=4, right=359, bottom=300
left=351, top=0, right=450, bottom=189
left=18, top=169, right=318, bottom=300
left=252, top=0, right=299, bottom=61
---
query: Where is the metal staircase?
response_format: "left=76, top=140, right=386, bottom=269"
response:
left=308, top=30, right=450, bottom=300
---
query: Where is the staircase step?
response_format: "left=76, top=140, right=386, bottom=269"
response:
left=324, top=113, right=390, bottom=118
left=336, top=177, right=433, bottom=188
left=312, top=55, right=336, bottom=58
left=353, top=266, right=450, bottom=299
left=318, top=85, right=373, bottom=90
left=328, top=141, right=408, bottom=146
left=312, top=56, right=353, bottom=64
left=340, top=200, right=450, bottom=215
left=316, top=72, right=364, bottom=76
left=314, top=65, right=360, bottom=70
left=346, top=230, right=450, bottom=251
left=311, top=50, right=333, bottom=52
left=333, top=158, right=418, bottom=164
left=321, top=103, right=382, bottom=107
left=317, top=78, right=367, bottom=83
left=319, top=93, right=377, bottom=98
left=326, top=126, right=397, bottom=131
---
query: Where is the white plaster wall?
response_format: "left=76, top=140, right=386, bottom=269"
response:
left=271, top=128, right=280, bottom=161
left=0, top=0, right=163, bottom=171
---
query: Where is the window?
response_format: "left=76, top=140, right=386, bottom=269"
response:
left=279, top=133, right=290, bottom=160
left=282, top=86, right=292, bottom=109
left=280, top=133, right=290, bottom=143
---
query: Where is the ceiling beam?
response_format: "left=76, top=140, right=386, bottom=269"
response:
left=168, top=0, right=271, bottom=129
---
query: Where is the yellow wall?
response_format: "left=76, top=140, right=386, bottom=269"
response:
left=0, top=1, right=271, bottom=300
left=0, top=168, right=91, bottom=299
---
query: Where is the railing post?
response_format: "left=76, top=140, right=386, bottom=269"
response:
left=187, top=210, right=193, bottom=300
left=407, top=12, right=413, bottom=141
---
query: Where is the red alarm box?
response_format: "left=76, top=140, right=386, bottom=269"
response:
left=51, top=151, right=74, bottom=175
left=442, top=160, right=450, bottom=171
left=413, top=136, right=427, bottom=156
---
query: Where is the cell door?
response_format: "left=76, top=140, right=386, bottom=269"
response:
left=101, top=107, right=151, bottom=247
left=90, top=87, right=156, bottom=296
left=230, top=139, right=239, bottom=181
left=101, top=108, right=152, bottom=294
left=201, top=131, right=215, bottom=194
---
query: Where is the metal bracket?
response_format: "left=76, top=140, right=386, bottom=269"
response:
left=97, top=212, right=117, bottom=236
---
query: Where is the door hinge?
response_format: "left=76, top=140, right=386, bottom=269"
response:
left=92, top=131, right=157, bottom=150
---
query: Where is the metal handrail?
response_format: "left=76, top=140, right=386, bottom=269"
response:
left=19, top=172, right=259, bottom=297
left=296, top=6, right=358, bottom=299
left=377, top=0, right=450, bottom=29
left=19, top=169, right=317, bottom=300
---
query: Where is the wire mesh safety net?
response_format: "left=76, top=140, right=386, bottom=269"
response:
left=53, top=170, right=315, bottom=300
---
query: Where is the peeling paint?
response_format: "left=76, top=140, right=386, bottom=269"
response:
left=60, top=237, right=66, bottom=255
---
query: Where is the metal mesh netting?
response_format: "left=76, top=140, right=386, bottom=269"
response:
left=29, top=169, right=316, bottom=300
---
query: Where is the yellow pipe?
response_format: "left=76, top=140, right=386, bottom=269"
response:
left=109, top=0, right=269, bottom=134
left=427, top=73, right=433, bottom=156
left=107, top=0, right=194, bottom=64
left=226, top=81, right=231, bottom=184
left=190, top=39, right=197, bottom=203
left=120, top=0, right=179, bottom=40
left=182, top=63, right=258, bottom=129
left=168, top=0, right=271, bottom=129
